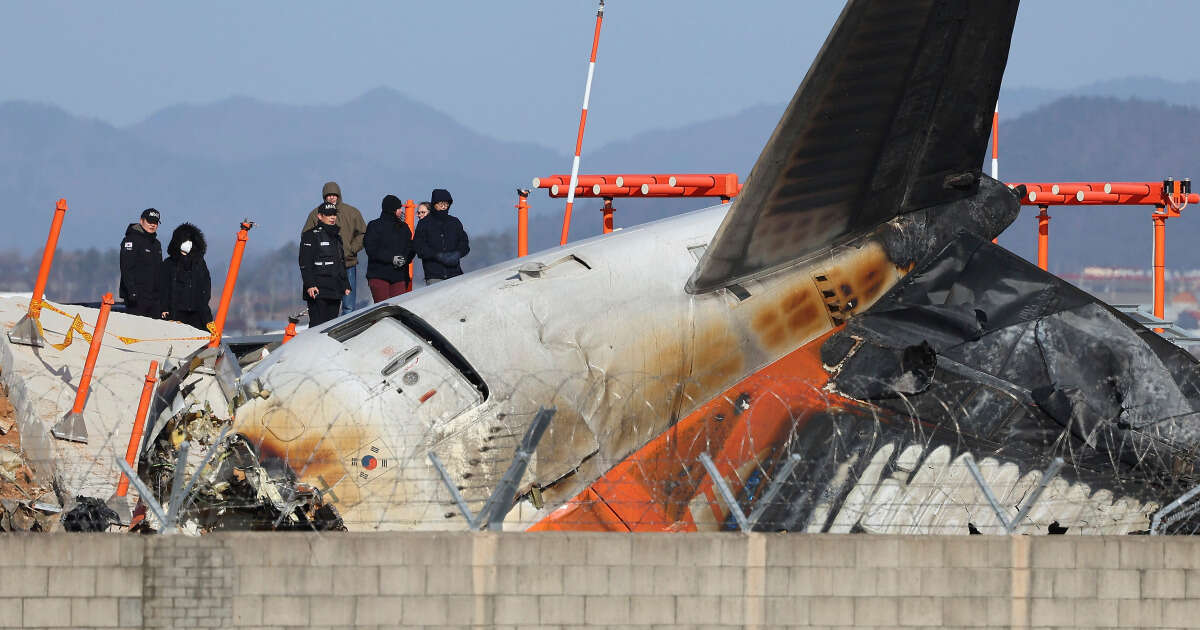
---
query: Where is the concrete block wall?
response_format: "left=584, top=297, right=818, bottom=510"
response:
left=1, top=532, right=1200, bottom=628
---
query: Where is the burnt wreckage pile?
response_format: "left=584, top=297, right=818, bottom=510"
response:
left=132, top=380, right=345, bottom=533
left=749, top=227, right=1200, bottom=533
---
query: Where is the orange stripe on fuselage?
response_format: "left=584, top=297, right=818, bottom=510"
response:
left=530, top=329, right=855, bottom=532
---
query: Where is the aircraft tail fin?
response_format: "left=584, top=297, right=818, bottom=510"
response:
left=687, top=0, right=1020, bottom=293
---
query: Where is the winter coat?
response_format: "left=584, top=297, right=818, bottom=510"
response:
left=412, top=210, right=470, bottom=280
left=119, top=223, right=163, bottom=309
left=160, top=223, right=213, bottom=324
left=302, top=182, right=367, bottom=268
left=299, top=223, right=350, bottom=301
left=364, top=207, right=415, bottom=284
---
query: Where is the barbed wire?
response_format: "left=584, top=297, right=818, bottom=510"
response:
left=6, top=344, right=1200, bottom=536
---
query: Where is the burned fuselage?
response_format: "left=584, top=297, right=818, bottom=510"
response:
left=220, top=180, right=1020, bottom=530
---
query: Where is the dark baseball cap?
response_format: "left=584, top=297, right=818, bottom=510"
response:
left=140, top=208, right=160, bottom=224
left=318, top=202, right=339, bottom=216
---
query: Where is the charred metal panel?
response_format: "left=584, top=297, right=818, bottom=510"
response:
left=807, top=232, right=1200, bottom=531
left=688, top=0, right=1019, bottom=293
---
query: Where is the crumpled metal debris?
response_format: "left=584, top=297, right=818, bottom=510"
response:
left=0, top=498, right=59, bottom=532
left=140, top=412, right=345, bottom=533
left=821, top=232, right=1200, bottom=501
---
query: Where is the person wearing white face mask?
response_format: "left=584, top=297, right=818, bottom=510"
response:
left=160, top=222, right=213, bottom=331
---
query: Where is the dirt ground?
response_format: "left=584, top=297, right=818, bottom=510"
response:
left=0, top=378, right=47, bottom=501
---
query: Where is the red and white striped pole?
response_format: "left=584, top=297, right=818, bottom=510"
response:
left=990, top=103, right=999, bottom=244
left=560, top=0, right=605, bottom=246
left=991, top=104, right=999, bottom=179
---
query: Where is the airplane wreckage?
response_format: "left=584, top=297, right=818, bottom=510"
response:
left=129, top=0, right=1200, bottom=535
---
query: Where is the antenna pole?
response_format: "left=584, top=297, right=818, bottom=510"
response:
left=560, top=0, right=605, bottom=246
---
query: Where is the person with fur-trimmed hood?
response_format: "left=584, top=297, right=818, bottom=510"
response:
left=160, top=222, right=213, bottom=331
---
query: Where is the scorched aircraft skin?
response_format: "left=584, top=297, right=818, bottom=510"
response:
left=145, top=0, right=1200, bottom=533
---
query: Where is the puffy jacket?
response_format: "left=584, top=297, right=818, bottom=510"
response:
left=119, top=223, right=162, bottom=308
left=412, top=211, right=470, bottom=280
left=160, top=223, right=213, bottom=321
left=299, top=223, right=350, bottom=301
left=301, top=182, right=367, bottom=268
left=364, top=208, right=415, bottom=284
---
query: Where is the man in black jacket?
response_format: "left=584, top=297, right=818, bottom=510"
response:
left=160, top=222, right=213, bottom=331
left=119, top=208, right=164, bottom=318
left=412, top=188, right=469, bottom=285
left=299, top=203, right=351, bottom=326
left=364, top=194, right=415, bottom=302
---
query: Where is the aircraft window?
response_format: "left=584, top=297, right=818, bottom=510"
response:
left=324, top=304, right=489, bottom=400
left=688, top=244, right=708, bottom=262
left=726, top=284, right=751, bottom=301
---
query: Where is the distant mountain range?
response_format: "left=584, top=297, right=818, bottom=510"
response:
left=1000, top=77, right=1200, bottom=119
left=2, top=76, right=1200, bottom=278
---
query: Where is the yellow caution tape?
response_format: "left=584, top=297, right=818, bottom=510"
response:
left=48, top=314, right=92, bottom=351
left=34, top=301, right=213, bottom=350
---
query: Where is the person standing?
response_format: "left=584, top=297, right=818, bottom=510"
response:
left=364, top=194, right=415, bottom=302
left=299, top=203, right=351, bottom=327
left=119, top=208, right=164, bottom=318
left=302, top=181, right=366, bottom=315
left=160, top=223, right=214, bottom=332
left=412, top=189, right=469, bottom=285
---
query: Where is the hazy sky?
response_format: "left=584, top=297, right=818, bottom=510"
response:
left=4, top=1, right=1199, bottom=149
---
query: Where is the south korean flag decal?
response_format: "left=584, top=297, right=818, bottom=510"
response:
left=348, top=438, right=395, bottom=486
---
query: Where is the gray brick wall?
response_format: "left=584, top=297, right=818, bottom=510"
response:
left=142, top=536, right=232, bottom=629
left=3, top=533, right=1200, bottom=628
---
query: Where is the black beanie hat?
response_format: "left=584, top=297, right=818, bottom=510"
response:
left=430, top=188, right=453, bottom=206
left=381, top=194, right=403, bottom=213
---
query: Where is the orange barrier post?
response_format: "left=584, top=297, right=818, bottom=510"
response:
left=106, top=359, right=158, bottom=524
left=516, top=189, right=530, bottom=257
left=282, top=316, right=299, bottom=345
left=601, top=197, right=615, bottom=234
left=404, top=200, right=416, bottom=291
left=208, top=220, right=254, bottom=348
left=1153, top=209, right=1167, bottom=327
left=1037, top=205, right=1050, bottom=271
left=115, top=360, right=158, bottom=497
left=9, top=198, right=69, bottom=347
left=51, top=293, right=114, bottom=443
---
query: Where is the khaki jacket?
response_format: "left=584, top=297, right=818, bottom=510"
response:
left=302, top=182, right=367, bottom=268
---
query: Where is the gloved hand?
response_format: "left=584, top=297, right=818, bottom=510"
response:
left=438, top=251, right=462, bottom=267
left=392, top=255, right=407, bottom=268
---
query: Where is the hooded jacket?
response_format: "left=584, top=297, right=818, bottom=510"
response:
left=412, top=208, right=470, bottom=280
left=364, top=204, right=415, bottom=284
left=119, top=223, right=162, bottom=307
left=299, top=222, right=350, bottom=301
left=160, top=223, right=213, bottom=319
left=302, top=182, right=367, bottom=268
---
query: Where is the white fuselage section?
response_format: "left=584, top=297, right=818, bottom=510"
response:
left=234, top=204, right=906, bottom=529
